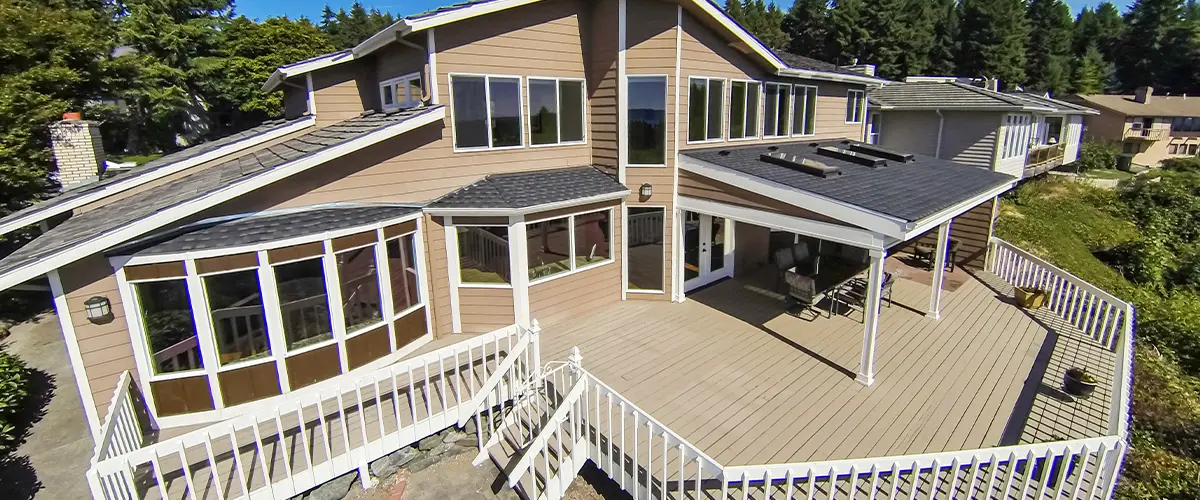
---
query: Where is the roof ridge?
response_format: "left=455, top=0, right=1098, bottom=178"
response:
left=948, top=81, right=1023, bottom=106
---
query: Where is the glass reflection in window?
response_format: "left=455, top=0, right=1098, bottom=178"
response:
left=336, top=245, right=384, bottom=333
left=274, top=258, right=333, bottom=350
left=204, top=270, right=270, bottom=365
left=387, top=234, right=421, bottom=313
left=135, top=279, right=202, bottom=374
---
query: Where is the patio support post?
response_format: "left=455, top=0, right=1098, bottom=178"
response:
left=857, top=248, right=887, bottom=386
left=927, top=220, right=952, bottom=320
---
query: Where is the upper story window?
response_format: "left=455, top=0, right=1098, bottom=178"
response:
left=792, top=85, right=817, bottom=136
left=627, top=76, right=668, bottom=165
left=687, top=77, right=725, bottom=143
left=729, top=80, right=761, bottom=140
left=450, top=74, right=523, bottom=150
left=529, top=78, right=586, bottom=146
left=1171, top=117, right=1200, bottom=132
left=1002, top=114, right=1033, bottom=159
left=764, top=83, right=792, bottom=138
left=380, top=73, right=423, bottom=111
left=845, top=90, right=866, bottom=124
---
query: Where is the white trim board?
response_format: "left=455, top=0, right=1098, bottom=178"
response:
left=0, top=108, right=446, bottom=293
left=0, top=117, right=316, bottom=238
left=678, top=196, right=893, bottom=250
left=423, top=191, right=629, bottom=217
left=47, top=270, right=101, bottom=440
left=263, top=52, right=356, bottom=91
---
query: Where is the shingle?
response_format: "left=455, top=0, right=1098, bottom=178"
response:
left=776, top=52, right=884, bottom=80
left=0, top=106, right=443, bottom=279
left=869, top=82, right=1038, bottom=111
left=1005, top=92, right=1099, bottom=114
left=427, top=166, right=629, bottom=210
left=682, top=140, right=1016, bottom=223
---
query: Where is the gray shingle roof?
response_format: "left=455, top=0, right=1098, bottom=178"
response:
left=869, top=82, right=1048, bottom=111
left=0, top=116, right=311, bottom=231
left=114, top=204, right=421, bottom=257
left=1005, top=92, right=1099, bottom=114
left=777, top=52, right=884, bottom=80
left=682, top=140, right=1016, bottom=223
left=405, top=0, right=496, bottom=20
left=427, top=166, right=628, bottom=211
left=0, top=106, right=442, bottom=280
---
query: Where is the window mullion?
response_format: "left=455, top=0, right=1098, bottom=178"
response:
left=567, top=214, right=577, bottom=271
left=256, top=251, right=291, bottom=392
left=484, top=76, right=494, bottom=148
left=183, top=259, right=225, bottom=409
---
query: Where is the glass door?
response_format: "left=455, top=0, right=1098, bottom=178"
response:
left=682, top=210, right=733, bottom=292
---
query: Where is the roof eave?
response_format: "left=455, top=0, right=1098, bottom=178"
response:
left=777, top=68, right=888, bottom=87
left=424, top=190, right=631, bottom=217
left=262, top=51, right=357, bottom=92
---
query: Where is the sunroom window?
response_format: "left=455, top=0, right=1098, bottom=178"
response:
left=529, top=78, right=586, bottom=146
left=450, top=74, right=523, bottom=149
left=335, top=245, right=384, bottom=333
left=386, top=233, right=421, bottom=314
left=274, top=257, right=333, bottom=350
left=380, top=73, right=423, bottom=110
left=457, top=226, right=512, bottom=284
left=134, top=279, right=202, bottom=374
left=729, top=80, right=761, bottom=140
left=688, top=77, right=725, bottom=142
left=203, top=269, right=270, bottom=366
left=792, top=85, right=817, bottom=136
left=764, top=83, right=791, bottom=138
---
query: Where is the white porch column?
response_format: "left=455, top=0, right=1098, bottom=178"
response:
left=927, top=220, right=952, bottom=320
left=857, top=248, right=887, bottom=386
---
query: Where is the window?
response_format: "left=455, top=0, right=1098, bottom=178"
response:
left=1002, top=114, right=1032, bottom=159
left=529, top=78, right=586, bottom=146
left=204, top=270, right=270, bottom=365
left=134, top=280, right=202, bottom=374
left=729, top=80, right=761, bottom=140
left=845, top=90, right=866, bottom=124
left=1191, top=144, right=1199, bottom=155
left=1044, top=117, right=1064, bottom=144
left=627, top=207, right=664, bottom=292
left=792, top=85, right=817, bottom=136
left=1122, top=142, right=1137, bottom=154
left=336, top=245, right=383, bottom=333
left=627, top=76, right=667, bottom=164
left=763, top=83, right=791, bottom=138
left=386, top=234, right=421, bottom=314
left=274, top=258, right=333, bottom=350
left=574, top=210, right=612, bottom=266
left=687, top=77, right=725, bottom=142
left=1170, top=144, right=1180, bottom=154
left=380, top=73, right=423, bottom=110
left=450, top=74, right=523, bottom=149
left=457, top=226, right=511, bottom=284
left=528, top=217, right=572, bottom=280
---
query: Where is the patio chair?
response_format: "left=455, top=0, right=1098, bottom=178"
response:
left=913, top=238, right=961, bottom=272
left=783, top=271, right=828, bottom=318
left=841, top=272, right=895, bottom=321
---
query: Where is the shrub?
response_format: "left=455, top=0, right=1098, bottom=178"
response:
left=1072, top=139, right=1121, bottom=172
left=0, top=349, right=28, bottom=451
left=1162, top=157, right=1200, bottom=174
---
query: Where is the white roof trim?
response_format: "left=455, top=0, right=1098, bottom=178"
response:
left=777, top=68, right=889, bottom=86
left=0, top=116, right=316, bottom=238
left=0, top=108, right=446, bottom=292
left=423, top=190, right=629, bottom=217
left=263, top=52, right=356, bottom=91
left=901, top=181, right=1015, bottom=240
left=684, top=0, right=784, bottom=71
left=679, top=196, right=895, bottom=250
left=353, top=0, right=543, bottom=58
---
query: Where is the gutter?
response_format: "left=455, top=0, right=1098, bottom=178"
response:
left=777, top=68, right=889, bottom=87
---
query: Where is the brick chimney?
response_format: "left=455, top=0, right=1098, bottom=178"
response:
left=49, top=113, right=106, bottom=191
left=1134, top=86, right=1154, bottom=104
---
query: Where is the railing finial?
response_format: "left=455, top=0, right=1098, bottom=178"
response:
left=568, top=346, right=583, bottom=372
left=530, top=318, right=541, bottom=334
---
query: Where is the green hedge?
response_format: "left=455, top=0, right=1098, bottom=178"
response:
left=0, top=349, right=28, bottom=451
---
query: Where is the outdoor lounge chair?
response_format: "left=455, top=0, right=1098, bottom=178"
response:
left=784, top=270, right=828, bottom=318
left=913, top=238, right=960, bottom=272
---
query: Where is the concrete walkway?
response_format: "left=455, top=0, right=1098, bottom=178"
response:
left=0, top=313, right=92, bottom=500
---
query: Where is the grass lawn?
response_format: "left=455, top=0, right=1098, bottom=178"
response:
left=1081, top=168, right=1135, bottom=181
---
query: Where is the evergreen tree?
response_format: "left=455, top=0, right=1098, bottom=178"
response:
left=759, top=1, right=791, bottom=50
left=320, top=2, right=397, bottom=49
left=1025, top=0, right=1073, bottom=94
left=861, top=0, right=935, bottom=79
left=825, top=0, right=870, bottom=65
left=956, top=0, right=1028, bottom=89
left=1092, top=1, right=1125, bottom=62
left=1162, top=0, right=1200, bottom=94
left=927, top=0, right=960, bottom=75
left=1117, top=0, right=1184, bottom=91
left=1072, top=43, right=1108, bottom=93
left=783, top=0, right=828, bottom=58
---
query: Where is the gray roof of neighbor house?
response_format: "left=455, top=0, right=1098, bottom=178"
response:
left=114, top=204, right=422, bottom=257
left=682, top=140, right=1017, bottom=223
left=427, top=166, right=628, bottom=211
left=869, top=82, right=1056, bottom=112
left=0, top=106, right=442, bottom=284
left=1004, top=92, right=1099, bottom=115
left=0, top=116, right=312, bottom=235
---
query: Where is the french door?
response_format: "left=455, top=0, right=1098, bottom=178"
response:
left=682, top=210, right=733, bottom=292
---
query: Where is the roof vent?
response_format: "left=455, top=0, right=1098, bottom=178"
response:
left=718, top=150, right=731, bottom=156
left=760, top=152, right=842, bottom=178
left=844, top=142, right=914, bottom=163
left=815, top=146, right=888, bottom=168
left=767, top=145, right=779, bottom=151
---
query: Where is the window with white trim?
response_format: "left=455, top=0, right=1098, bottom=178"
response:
left=450, top=74, right=523, bottom=150
left=687, top=77, right=725, bottom=142
left=627, top=76, right=668, bottom=165
left=527, top=209, right=613, bottom=283
left=203, top=269, right=271, bottom=366
left=792, top=85, right=817, bottom=136
left=380, top=73, right=423, bottom=110
left=764, top=83, right=792, bottom=138
left=1001, top=114, right=1033, bottom=159
left=457, top=226, right=512, bottom=284
left=386, top=233, right=422, bottom=315
left=529, top=78, right=586, bottom=146
left=335, top=244, right=384, bottom=334
left=729, top=80, right=761, bottom=139
left=133, top=279, right=203, bottom=374
left=273, top=257, right=333, bottom=350
left=845, top=90, right=866, bottom=123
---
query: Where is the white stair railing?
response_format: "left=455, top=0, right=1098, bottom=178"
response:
left=88, top=371, right=147, bottom=500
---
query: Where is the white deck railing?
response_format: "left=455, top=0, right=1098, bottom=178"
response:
left=86, top=326, right=529, bottom=500
left=89, top=371, right=147, bottom=498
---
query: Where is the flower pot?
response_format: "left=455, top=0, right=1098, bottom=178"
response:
left=1063, top=368, right=1097, bottom=397
left=1015, top=287, right=1047, bottom=309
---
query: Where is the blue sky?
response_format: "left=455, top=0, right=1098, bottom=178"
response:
left=234, top=0, right=1136, bottom=24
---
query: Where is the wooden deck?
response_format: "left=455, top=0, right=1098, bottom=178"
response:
left=540, top=270, right=1115, bottom=467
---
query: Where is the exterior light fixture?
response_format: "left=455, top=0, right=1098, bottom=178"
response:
left=640, top=183, right=653, bottom=198
left=84, top=296, right=112, bottom=323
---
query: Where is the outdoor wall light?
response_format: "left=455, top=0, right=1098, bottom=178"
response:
left=84, top=296, right=113, bottom=323
left=640, top=183, right=653, bottom=198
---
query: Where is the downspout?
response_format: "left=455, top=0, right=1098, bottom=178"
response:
left=935, top=109, right=945, bottom=159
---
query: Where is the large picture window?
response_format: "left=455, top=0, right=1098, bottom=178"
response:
left=457, top=226, right=512, bottom=284
left=336, top=245, right=384, bottom=333
left=688, top=77, right=725, bottom=143
left=627, top=207, right=665, bottom=292
left=845, top=89, right=866, bottom=124
left=764, top=83, right=791, bottom=138
left=386, top=233, right=421, bottom=314
left=792, top=85, right=817, bottom=136
left=274, top=258, right=333, bottom=350
left=204, top=270, right=270, bottom=366
left=729, top=80, right=761, bottom=140
left=529, top=78, right=586, bottom=146
left=450, top=74, right=523, bottom=150
left=527, top=209, right=612, bottom=283
left=627, top=76, right=667, bottom=165
left=134, top=279, right=202, bottom=374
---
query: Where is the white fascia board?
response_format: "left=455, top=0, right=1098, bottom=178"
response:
left=353, top=0, right=545, bottom=58
left=0, top=108, right=446, bottom=293
left=261, top=52, right=357, bottom=91
left=901, top=181, right=1016, bottom=241
left=678, top=155, right=911, bottom=238
left=776, top=68, right=889, bottom=87
left=679, top=196, right=894, bottom=250
left=423, top=190, right=630, bottom=217
left=686, top=0, right=785, bottom=71
left=0, top=117, right=316, bottom=238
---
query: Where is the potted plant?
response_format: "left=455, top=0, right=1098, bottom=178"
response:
left=1015, top=287, right=1047, bottom=308
left=1064, top=367, right=1098, bottom=397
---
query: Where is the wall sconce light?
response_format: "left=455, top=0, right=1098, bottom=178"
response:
left=639, top=183, right=653, bottom=198
left=84, top=296, right=113, bottom=323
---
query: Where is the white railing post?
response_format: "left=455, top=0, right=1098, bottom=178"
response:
left=531, top=319, right=543, bottom=380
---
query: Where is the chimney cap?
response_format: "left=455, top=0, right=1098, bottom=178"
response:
left=62, top=111, right=82, bottom=121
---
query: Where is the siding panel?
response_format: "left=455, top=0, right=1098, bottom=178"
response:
left=941, top=111, right=1002, bottom=168
left=458, top=287, right=515, bottom=334
left=59, top=255, right=137, bottom=419
left=528, top=206, right=623, bottom=325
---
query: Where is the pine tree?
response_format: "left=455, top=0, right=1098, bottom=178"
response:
left=826, top=0, right=871, bottom=65
left=1117, top=0, right=1184, bottom=91
left=1072, top=43, right=1108, bottom=93
left=1025, top=0, right=1073, bottom=94
left=1162, top=0, right=1200, bottom=94
left=724, top=0, right=746, bottom=24
left=956, top=0, right=1028, bottom=89
left=862, top=0, right=935, bottom=79
left=783, top=0, right=828, bottom=58
left=927, top=0, right=959, bottom=75
left=1093, top=2, right=1125, bottom=62
left=759, top=2, right=791, bottom=50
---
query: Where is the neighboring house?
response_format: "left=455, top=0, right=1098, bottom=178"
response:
left=868, top=78, right=1098, bottom=179
left=1067, top=86, right=1200, bottom=168
left=0, top=1, right=1131, bottom=499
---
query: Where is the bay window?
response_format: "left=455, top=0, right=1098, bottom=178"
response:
left=627, top=76, right=668, bottom=165
left=450, top=74, right=523, bottom=150
left=764, top=83, right=791, bottom=138
left=688, top=77, right=725, bottom=143
left=792, top=85, right=817, bottom=136
left=529, top=78, right=586, bottom=146
left=457, top=226, right=512, bottom=284
left=729, top=80, right=761, bottom=140
left=526, top=209, right=613, bottom=284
